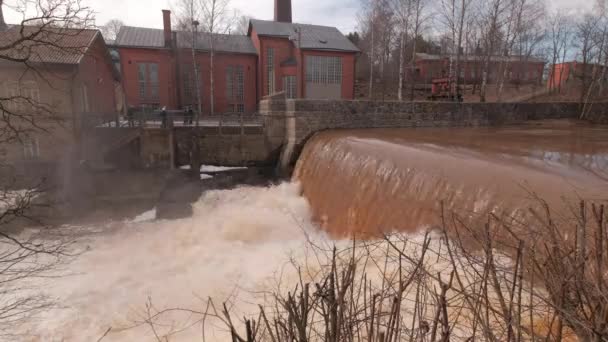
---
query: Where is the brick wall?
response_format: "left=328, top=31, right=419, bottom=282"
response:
left=250, top=29, right=358, bottom=101
left=119, top=47, right=177, bottom=109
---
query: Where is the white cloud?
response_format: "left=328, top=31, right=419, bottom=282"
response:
left=1, top=0, right=595, bottom=35
left=3, top=0, right=359, bottom=34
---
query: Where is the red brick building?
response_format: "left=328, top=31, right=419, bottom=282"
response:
left=113, top=0, right=359, bottom=113
left=414, top=53, right=545, bottom=86
left=0, top=25, right=121, bottom=165
left=547, top=61, right=608, bottom=91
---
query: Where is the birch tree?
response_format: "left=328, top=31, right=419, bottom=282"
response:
left=409, top=0, right=429, bottom=100
left=477, top=0, right=507, bottom=102
left=200, top=0, right=233, bottom=115
left=496, top=0, right=545, bottom=101
left=439, top=0, right=474, bottom=99
left=391, top=0, right=413, bottom=101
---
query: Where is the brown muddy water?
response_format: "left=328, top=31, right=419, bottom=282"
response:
left=294, top=120, right=608, bottom=236
left=14, top=120, right=608, bottom=341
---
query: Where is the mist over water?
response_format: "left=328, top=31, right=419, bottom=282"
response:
left=22, top=183, right=327, bottom=341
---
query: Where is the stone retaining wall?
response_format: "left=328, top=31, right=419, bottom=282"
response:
left=173, top=126, right=276, bottom=167
left=115, top=100, right=608, bottom=171
left=259, top=99, right=608, bottom=171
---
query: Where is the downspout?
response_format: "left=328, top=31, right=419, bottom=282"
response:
left=298, top=29, right=304, bottom=99
left=172, top=31, right=182, bottom=109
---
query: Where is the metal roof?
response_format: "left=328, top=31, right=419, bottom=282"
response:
left=0, top=25, right=98, bottom=65
left=176, top=31, right=256, bottom=54
left=249, top=19, right=359, bottom=52
left=115, top=26, right=165, bottom=48
left=115, top=26, right=257, bottom=54
left=415, top=53, right=545, bottom=64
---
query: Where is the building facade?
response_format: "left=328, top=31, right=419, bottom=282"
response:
left=547, top=61, right=608, bottom=92
left=415, top=53, right=545, bottom=86
left=0, top=26, right=120, bottom=171
left=113, top=0, right=359, bottom=114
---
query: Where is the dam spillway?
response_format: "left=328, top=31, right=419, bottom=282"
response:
left=293, top=120, right=608, bottom=236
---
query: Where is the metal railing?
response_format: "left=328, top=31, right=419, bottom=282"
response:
left=119, top=110, right=263, bottom=130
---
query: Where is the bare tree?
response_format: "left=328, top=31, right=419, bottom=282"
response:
left=574, top=13, right=600, bottom=105
left=547, top=10, right=572, bottom=94
left=391, top=0, right=413, bottom=101
left=0, top=0, right=93, bottom=336
left=100, top=19, right=124, bottom=41
left=235, top=14, right=251, bottom=35
left=200, top=0, right=234, bottom=115
left=408, top=0, right=429, bottom=101
left=476, top=0, right=507, bottom=102
left=439, top=0, right=474, bottom=100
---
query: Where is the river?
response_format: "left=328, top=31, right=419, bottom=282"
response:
left=16, top=120, right=608, bottom=341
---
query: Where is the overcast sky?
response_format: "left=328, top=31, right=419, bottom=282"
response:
left=2, top=0, right=595, bottom=35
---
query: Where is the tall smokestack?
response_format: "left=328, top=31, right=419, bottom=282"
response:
left=274, top=0, right=292, bottom=23
left=162, top=9, right=172, bottom=47
left=0, top=0, right=8, bottom=31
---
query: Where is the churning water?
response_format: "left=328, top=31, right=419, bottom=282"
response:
left=21, top=183, right=327, bottom=341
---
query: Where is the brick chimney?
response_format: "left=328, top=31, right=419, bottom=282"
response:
left=274, top=0, right=292, bottom=23
left=162, top=10, right=172, bottom=47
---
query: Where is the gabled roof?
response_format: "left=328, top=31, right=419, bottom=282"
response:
left=0, top=25, right=99, bottom=65
left=249, top=19, right=359, bottom=53
left=415, top=53, right=545, bottom=64
left=114, top=26, right=257, bottom=55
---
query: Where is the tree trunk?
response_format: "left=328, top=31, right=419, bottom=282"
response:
left=369, top=12, right=375, bottom=100
left=454, top=0, right=467, bottom=101
left=398, top=33, right=405, bottom=101
left=410, top=25, right=419, bottom=101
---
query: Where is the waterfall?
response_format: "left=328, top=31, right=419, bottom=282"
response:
left=293, top=125, right=608, bottom=237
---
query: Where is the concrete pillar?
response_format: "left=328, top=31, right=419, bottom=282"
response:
left=277, top=99, right=296, bottom=175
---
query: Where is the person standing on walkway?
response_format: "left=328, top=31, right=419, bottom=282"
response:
left=127, top=106, right=135, bottom=127
left=160, top=106, right=168, bottom=128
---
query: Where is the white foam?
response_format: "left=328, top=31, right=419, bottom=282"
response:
left=21, top=182, right=319, bottom=341
left=200, top=165, right=247, bottom=172
left=131, top=208, right=157, bottom=223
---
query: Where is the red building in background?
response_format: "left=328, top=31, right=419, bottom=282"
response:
left=112, top=0, right=359, bottom=113
left=547, top=61, right=608, bottom=92
left=414, top=53, right=545, bottom=86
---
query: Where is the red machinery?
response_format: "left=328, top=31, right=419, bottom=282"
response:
left=429, top=77, right=463, bottom=102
